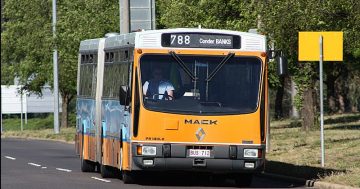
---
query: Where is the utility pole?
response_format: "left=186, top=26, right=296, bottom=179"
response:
left=119, top=0, right=130, bottom=34
left=120, top=0, right=156, bottom=33
left=52, top=0, right=60, bottom=134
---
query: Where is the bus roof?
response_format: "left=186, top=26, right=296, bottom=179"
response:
left=133, top=28, right=266, bottom=52
left=79, top=38, right=101, bottom=53
left=80, top=28, right=267, bottom=52
left=104, top=33, right=136, bottom=51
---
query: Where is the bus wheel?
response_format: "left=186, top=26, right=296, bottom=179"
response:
left=234, top=173, right=252, bottom=187
left=122, top=171, right=135, bottom=184
left=81, top=156, right=95, bottom=172
left=100, top=164, right=114, bottom=178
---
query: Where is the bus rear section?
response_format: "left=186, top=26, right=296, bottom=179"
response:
left=75, top=38, right=103, bottom=172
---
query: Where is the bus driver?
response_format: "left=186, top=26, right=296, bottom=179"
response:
left=143, top=68, right=175, bottom=100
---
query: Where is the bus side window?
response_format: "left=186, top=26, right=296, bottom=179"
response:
left=79, top=53, right=97, bottom=98
left=103, top=49, right=130, bottom=100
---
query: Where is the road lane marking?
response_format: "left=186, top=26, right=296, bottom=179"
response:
left=91, top=177, right=111, bottom=183
left=28, top=163, right=41, bottom=167
left=4, top=156, right=16, bottom=160
left=56, top=168, right=72, bottom=172
left=41, top=167, right=47, bottom=169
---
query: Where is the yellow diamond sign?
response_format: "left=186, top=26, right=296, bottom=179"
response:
left=298, top=32, right=343, bottom=61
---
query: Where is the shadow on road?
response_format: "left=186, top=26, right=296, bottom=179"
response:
left=265, top=160, right=346, bottom=181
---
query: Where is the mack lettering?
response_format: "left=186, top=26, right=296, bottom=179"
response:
left=184, top=119, right=218, bottom=125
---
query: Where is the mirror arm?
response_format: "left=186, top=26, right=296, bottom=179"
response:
left=267, top=49, right=284, bottom=59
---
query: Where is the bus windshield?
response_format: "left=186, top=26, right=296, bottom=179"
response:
left=140, top=54, right=262, bottom=115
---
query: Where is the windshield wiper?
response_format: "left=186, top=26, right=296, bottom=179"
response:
left=169, top=51, right=197, bottom=81
left=200, top=101, right=222, bottom=107
left=205, top=52, right=235, bottom=82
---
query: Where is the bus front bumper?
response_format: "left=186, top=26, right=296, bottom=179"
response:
left=131, top=143, right=265, bottom=173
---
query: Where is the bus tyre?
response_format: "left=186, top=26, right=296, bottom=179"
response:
left=100, top=164, right=114, bottom=178
left=122, top=171, right=135, bottom=184
left=234, top=173, right=252, bottom=187
left=81, top=157, right=95, bottom=172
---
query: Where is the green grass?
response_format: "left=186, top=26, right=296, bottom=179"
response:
left=2, top=115, right=54, bottom=131
left=267, top=113, right=360, bottom=187
left=2, top=128, right=76, bottom=142
left=1, top=115, right=76, bottom=143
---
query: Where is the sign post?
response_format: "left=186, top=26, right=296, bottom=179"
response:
left=319, top=35, right=325, bottom=167
left=299, top=31, right=343, bottom=167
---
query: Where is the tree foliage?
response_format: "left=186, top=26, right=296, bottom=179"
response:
left=1, top=0, right=119, bottom=127
left=258, top=0, right=360, bottom=129
left=1, top=0, right=52, bottom=93
left=157, top=0, right=258, bottom=31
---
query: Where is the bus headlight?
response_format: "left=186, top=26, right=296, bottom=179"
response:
left=141, top=146, right=156, bottom=156
left=244, top=149, right=258, bottom=158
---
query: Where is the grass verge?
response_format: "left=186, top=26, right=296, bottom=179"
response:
left=1, top=127, right=76, bottom=143
left=1, top=116, right=75, bottom=143
left=266, top=113, right=360, bottom=187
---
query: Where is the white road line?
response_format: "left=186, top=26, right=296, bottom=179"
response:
left=41, top=167, right=47, bottom=169
left=56, top=168, right=72, bottom=172
left=28, top=162, right=41, bottom=167
left=91, top=177, right=111, bottom=183
left=4, top=156, right=16, bottom=160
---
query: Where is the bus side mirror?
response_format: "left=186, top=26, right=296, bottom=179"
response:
left=276, top=53, right=288, bottom=76
left=119, top=85, right=131, bottom=106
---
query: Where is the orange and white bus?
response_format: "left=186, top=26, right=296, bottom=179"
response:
left=75, top=28, right=286, bottom=186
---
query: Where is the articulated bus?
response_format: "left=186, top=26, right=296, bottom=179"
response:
left=75, top=28, right=286, bottom=186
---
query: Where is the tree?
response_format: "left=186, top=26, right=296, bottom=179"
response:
left=56, top=0, right=119, bottom=127
left=2, top=0, right=119, bottom=128
left=259, top=0, right=360, bottom=130
left=157, top=0, right=258, bottom=31
left=1, top=0, right=52, bottom=94
left=321, top=0, right=360, bottom=113
left=258, top=0, right=328, bottom=130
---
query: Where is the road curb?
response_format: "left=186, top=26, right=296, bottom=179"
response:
left=261, top=172, right=359, bottom=189
left=313, top=181, right=360, bottom=189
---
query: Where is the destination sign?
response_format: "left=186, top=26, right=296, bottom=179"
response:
left=161, top=33, right=241, bottom=49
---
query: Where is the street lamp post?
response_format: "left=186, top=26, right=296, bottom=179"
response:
left=52, top=0, right=59, bottom=134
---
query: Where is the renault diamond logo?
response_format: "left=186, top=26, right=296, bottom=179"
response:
left=195, top=128, right=206, bottom=141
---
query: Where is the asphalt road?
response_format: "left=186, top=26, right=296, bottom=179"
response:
left=1, top=138, right=311, bottom=189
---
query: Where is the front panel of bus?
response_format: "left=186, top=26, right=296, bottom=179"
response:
left=128, top=33, right=267, bottom=173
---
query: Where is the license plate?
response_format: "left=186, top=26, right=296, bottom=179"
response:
left=188, top=149, right=211, bottom=157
